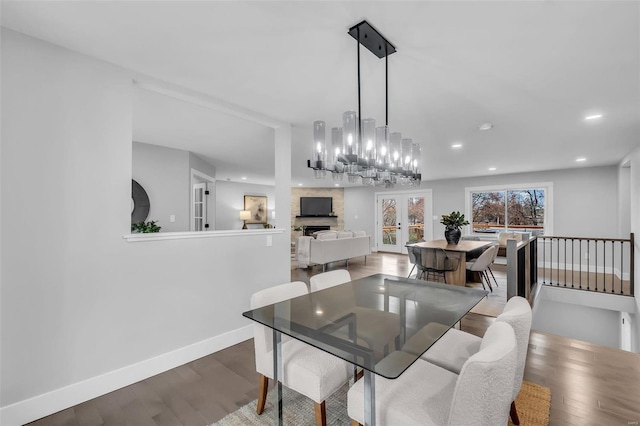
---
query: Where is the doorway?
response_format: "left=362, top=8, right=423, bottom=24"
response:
left=190, top=169, right=215, bottom=231
left=375, top=190, right=433, bottom=253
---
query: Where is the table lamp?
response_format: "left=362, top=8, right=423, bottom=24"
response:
left=239, top=210, right=251, bottom=229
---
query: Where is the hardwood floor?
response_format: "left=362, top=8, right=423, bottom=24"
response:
left=29, top=252, right=640, bottom=426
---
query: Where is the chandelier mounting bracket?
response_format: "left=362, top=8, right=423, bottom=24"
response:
left=348, top=20, right=396, bottom=59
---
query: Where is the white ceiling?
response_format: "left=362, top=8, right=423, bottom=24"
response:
left=132, top=86, right=275, bottom=184
left=2, top=1, right=639, bottom=187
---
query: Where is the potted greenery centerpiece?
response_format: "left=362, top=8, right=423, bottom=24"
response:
left=131, top=220, right=161, bottom=233
left=440, top=211, right=469, bottom=245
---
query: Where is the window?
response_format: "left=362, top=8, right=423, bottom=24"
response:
left=466, top=183, right=552, bottom=235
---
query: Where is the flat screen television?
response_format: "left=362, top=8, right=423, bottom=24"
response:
left=300, top=197, right=333, bottom=217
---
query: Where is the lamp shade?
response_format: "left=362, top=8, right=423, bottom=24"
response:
left=239, top=210, right=251, bottom=221
left=402, top=138, right=413, bottom=171
left=375, top=125, right=390, bottom=168
left=361, top=118, right=376, bottom=164
left=390, top=132, right=402, bottom=170
left=343, top=110, right=358, bottom=161
left=331, top=127, right=344, bottom=173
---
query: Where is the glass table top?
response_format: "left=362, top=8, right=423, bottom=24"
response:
left=243, top=273, right=488, bottom=379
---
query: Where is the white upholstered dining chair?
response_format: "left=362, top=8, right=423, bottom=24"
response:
left=419, top=296, right=532, bottom=425
left=251, top=281, right=350, bottom=426
left=309, top=270, right=401, bottom=357
left=465, top=245, right=497, bottom=291
left=347, top=321, right=517, bottom=425
left=309, top=268, right=352, bottom=291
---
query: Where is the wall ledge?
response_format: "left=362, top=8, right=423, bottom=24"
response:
left=124, top=228, right=284, bottom=242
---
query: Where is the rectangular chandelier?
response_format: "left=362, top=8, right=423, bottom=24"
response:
left=307, top=20, right=421, bottom=188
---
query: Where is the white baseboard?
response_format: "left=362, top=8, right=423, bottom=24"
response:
left=0, top=325, right=253, bottom=426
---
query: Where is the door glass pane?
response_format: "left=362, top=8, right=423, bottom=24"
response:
left=381, top=198, right=397, bottom=245
left=407, top=197, right=424, bottom=243
left=195, top=203, right=202, bottom=217
left=194, top=218, right=203, bottom=232
left=195, top=188, right=203, bottom=202
left=471, top=191, right=505, bottom=233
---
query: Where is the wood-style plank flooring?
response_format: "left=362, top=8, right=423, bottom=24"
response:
left=29, top=252, right=640, bottom=426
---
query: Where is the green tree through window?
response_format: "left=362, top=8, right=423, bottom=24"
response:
left=471, top=189, right=545, bottom=234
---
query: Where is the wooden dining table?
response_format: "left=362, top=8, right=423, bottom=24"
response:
left=409, top=239, right=492, bottom=285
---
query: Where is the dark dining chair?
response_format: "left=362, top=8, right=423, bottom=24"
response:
left=420, top=247, right=460, bottom=283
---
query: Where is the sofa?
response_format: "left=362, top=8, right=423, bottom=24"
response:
left=296, top=230, right=371, bottom=270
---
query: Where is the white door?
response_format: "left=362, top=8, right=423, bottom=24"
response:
left=376, top=191, right=432, bottom=253
left=192, top=183, right=207, bottom=231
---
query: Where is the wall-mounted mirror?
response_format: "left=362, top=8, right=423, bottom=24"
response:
left=132, top=85, right=276, bottom=232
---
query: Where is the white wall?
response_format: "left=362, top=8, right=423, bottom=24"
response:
left=343, top=188, right=377, bottom=240
left=532, top=298, right=621, bottom=349
left=618, top=166, right=631, bottom=237
left=345, top=165, right=620, bottom=246
left=623, top=146, right=640, bottom=352
left=189, top=152, right=216, bottom=182
left=0, top=29, right=290, bottom=424
left=215, top=181, right=275, bottom=230
left=132, top=143, right=218, bottom=232
left=132, top=141, right=190, bottom=232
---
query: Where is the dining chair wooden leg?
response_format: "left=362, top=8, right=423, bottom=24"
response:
left=256, top=374, right=268, bottom=415
left=510, top=400, right=520, bottom=425
left=351, top=420, right=362, bottom=426
left=314, top=401, right=327, bottom=426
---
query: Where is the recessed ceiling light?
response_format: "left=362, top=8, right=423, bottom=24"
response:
left=298, top=183, right=303, bottom=186
left=488, top=167, right=497, bottom=171
left=451, top=143, right=463, bottom=149
left=576, top=157, right=587, bottom=162
left=334, top=184, right=340, bottom=187
left=241, top=176, right=247, bottom=180
left=478, top=122, right=493, bottom=131
left=584, top=114, right=603, bottom=121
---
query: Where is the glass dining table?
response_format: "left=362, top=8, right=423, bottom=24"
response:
left=242, top=273, right=488, bottom=426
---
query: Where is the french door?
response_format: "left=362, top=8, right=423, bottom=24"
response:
left=376, top=190, right=432, bottom=253
left=192, top=182, right=208, bottom=231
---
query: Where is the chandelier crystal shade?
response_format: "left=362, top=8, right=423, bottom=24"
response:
left=307, top=20, right=422, bottom=188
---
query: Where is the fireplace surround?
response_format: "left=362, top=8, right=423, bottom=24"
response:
left=303, top=225, right=331, bottom=236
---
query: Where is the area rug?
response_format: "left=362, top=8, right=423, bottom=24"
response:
left=509, top=381, right=552, bottom=426
left=212, top=383, right=349, bottom=425
left=212, top=380, right=550, bottom=425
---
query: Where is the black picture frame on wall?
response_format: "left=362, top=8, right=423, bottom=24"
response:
left=131, top=179, right=150, bottom=224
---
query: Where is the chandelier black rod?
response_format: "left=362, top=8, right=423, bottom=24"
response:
left=385, top=48, right=389, bottom=126
left=356, top=26, right=362, bottom=152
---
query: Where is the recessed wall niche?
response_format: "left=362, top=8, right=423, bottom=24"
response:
left=131, top=84, right=275, bottom=232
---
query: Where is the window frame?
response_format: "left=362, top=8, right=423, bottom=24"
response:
left=464, top=182, right=553, bottom=236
